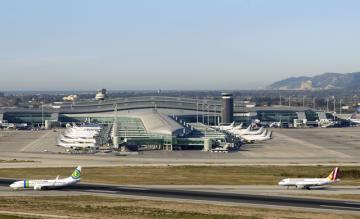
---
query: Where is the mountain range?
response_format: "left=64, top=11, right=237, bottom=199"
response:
left=268, top=72, right=360, bottom=90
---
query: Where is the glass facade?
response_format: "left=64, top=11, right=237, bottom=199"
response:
left=256, top=110, right=298, bottom=123
left=305, top=110, right=319, bottom=121
left=3, top=109, right=320, bottom=127
left=3, top=112, right=52, bottom=124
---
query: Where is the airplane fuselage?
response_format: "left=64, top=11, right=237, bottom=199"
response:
left=10, top=177, right=79, bottom=190
left=278, top=178, right=337, bottom=189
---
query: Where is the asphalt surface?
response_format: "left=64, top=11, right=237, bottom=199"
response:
left=2, top=127, right=360, bottom=166
left=0, top=179, right=359, bottom=213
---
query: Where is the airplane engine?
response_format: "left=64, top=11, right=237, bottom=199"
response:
left=34, top=185, right=42, bottom=190
left=296, top=185, right=306, bottom=189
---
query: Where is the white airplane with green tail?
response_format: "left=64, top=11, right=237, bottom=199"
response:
left=10, top=166, right=81, bottom=190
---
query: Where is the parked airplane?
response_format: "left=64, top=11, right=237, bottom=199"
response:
left=212, top=121, right=236, bottom=131
left=242, top=130, right=272, bottom=142
left=10, top=166, right=81, bottom=190
left=231, top=122, right=244, bottom=130
left=71, top=123, right=102, bottom=131
left=348, top=114, right=360, bottom=125
left=59, top=134, right=96, bottom=143
left=278, top=167, right=340, bottom=190
left=63, top=129, right=99, bottom=138
left=228, top=124, right=251, bottom=136
left=57, top=139, right=97, bottom=149
left=230, top=126, right=264, bottom=136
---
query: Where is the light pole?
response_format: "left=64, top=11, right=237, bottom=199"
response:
left=340, top=99, right=343, bottom=115
left=302, top=96, right=306, bottom=107
left=213, top=105, right=217, bottom=126
left=333, top=98, right=336, bottom=121
left=207, top=104, right=210, bottom=126
left=313, top=97, right=316, bottom=109
left=279, top=95, right=282, bottom=105
left=202, top=101, right=204, bottom=124
left=41, top=102, right=44, bottom=128
left=288, top=96, right=291, bottom=107
left=326, top=98, right=329, bottom=112
left=196, top=100, right=199, bottom=123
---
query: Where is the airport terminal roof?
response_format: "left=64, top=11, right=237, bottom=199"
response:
left=61, top=109, right=185, bottom=137
left=139, top=111, right=184, bottom=136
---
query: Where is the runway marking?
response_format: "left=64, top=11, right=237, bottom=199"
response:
left=320, top=205, right=360, bottom=210
left=274, top=132, right=351, bottom=158
left=20, top=131, right=53, bottom=152
left=344, top=202, right=360, bottom=206
left=85, top=190, right=117, bottom=194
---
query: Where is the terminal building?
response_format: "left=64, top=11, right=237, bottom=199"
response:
left=0, top=95, right=330, bottom=150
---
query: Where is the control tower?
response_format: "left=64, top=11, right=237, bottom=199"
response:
left=221, top=93, right=234, bottom=124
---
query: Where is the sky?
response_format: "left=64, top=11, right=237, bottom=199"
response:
left=1, top=0, right=360, bottom=90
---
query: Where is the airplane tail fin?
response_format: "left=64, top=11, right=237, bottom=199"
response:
left=230, top=121, right=235, bottom=127
left=326, top=167, right=340, bottom=181
left=71, top=166, right=82, bottom=180
left=261, top=129, right=267, bottom=137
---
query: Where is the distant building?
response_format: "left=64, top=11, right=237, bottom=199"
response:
left=95, top=89, right=107, bottom=100
left=62, top=95, right=78, bottom=102
left=300, top=80, right=313, bottom=90
left=0, top=92, right=4, bottom=97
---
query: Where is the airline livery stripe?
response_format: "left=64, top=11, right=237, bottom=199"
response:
left=334, top=168, right=338, bottom=180
left=23, top=180, right=29, bottom=188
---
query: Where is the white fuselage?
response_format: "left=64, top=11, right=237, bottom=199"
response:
left=58, top=126, right=100, bottom=149
left=213, top=125, right=234, bottom=131
left=59, top=134, right=96, bottom=143
left=10, top=177, right=79, bottom=190
left=242, top=131, right=272, bottom=142
left=57, top=139, right=97, bottom=148
left=278, top=178, right=337, bottom=189
left=64, top=129, right=99, bottom=137
left=350, top=118, right=360, bottom=124
left=229, top=126, right=264, bottom=137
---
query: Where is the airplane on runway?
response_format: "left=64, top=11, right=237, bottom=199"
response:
left=10, top=166, right=81, bottom=190
left=278, top=167, right=340, bottom=190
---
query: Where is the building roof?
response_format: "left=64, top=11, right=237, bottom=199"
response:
left=61, top=109, right=184, bottom=137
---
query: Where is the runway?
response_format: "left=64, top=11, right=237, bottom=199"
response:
left=0, top=179, right=359, bottom=213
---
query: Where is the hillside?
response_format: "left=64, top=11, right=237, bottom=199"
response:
left=268, top=72, right=360, bottom=90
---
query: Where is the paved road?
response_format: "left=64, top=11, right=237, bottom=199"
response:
left=0, top=179, right=359, bottom=213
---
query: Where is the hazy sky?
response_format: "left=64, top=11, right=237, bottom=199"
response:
left=1, top=0, right=360, bottom=90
